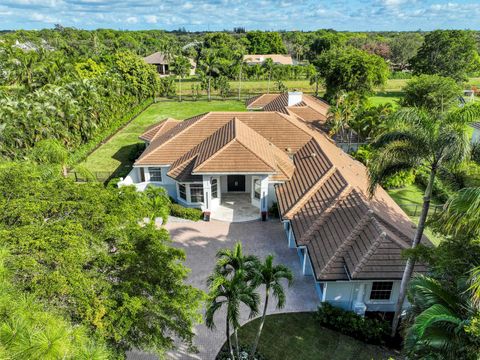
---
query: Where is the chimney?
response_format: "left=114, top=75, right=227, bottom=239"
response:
left=288, top=91, right=303, bottom=106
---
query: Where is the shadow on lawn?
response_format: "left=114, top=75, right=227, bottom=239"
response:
left=106, top=142, right=145, bottom=183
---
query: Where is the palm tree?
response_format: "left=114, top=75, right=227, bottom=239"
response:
left=250, top=255, right=293, bottom=358
left=206, top=270, right=259, bottom=360
left=172, top=55, right=190, bottom=102
left=368, top=103, right=479, bottom=337
left=144, top=185, right=171, bottom=225
left=438, top=187, right=480, bottom=238
left=262, top=58, right=274, bottom=94
left=215, top=242, right=259, bottom=280
left=405, top=275, right=479, bottom=359
left=199, top=49, right=220, bottom=101
left=327, top=91, right=361, bottom=151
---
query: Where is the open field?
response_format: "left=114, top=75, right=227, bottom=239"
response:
left=226, top=312, right=399, bottom=360
left=387, top=184, right=444, bottom=245
left=81, top=100, right=245, bottom=177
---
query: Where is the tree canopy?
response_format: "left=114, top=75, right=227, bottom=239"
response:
left=411, top=30, right=480, bottom=82
left=0, top=161, right=203, bottom=358
left=314, top=46, right=389, bottom=101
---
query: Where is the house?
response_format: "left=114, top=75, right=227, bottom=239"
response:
left=144, top=52, right=170, bottom=75
left=144, top=52, right=196, bottom=76
left=247, top=92, right=363, bottom=152
left=119, top=95, right=430, bottom=315
left=243, top=54, right=294, bottom=66
left=471, top=122, right=480, bottom=143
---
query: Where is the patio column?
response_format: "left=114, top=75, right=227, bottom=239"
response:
left=303, top=249, right=313, bottom=276
left=260, top=176, right=269, bottom=221
left=202, top=176, right=212, bottom=221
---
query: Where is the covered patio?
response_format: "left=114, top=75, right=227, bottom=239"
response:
left=211, top=193, right=260, bottom=222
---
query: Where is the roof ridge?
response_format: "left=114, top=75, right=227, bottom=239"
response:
left=284, top=166, right=337, bottom=219
left=319, top=210, right=375, bottom=277
left=350, top=218, right=387, bottom=278
left=297, top=184, right=353, bottom=244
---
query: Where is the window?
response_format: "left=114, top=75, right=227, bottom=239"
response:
left=211, top=178, right=218, bottom=199
left=178, top=184, right=186, bottom=201
left=149, top=167, right=162, bottom=182
left=253, top=178, right=261, bottom=199
left=370, top=282, right=393, bottom=300
left=190, top=183, right=204, bottom=203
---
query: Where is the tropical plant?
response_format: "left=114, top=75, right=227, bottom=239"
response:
left=206, top=270, right=259, bottom=360
left=438, top=187, right=480, bottom=238
left=172, top=55, right=191, bottom=101
left=327, top=91, right=362, bottom=150
left=262, top=58, right=274, bottom=94
left=250, top=255, right=293, bottom=358
left=405, top=275, right=480, bottom=359
left=368, top=103, right=480, bottom=336
left=199, top=49, right=220, bottom=101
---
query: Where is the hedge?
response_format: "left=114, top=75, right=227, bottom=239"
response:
left=315, top=303, right=390, bottom=345
left=69, top=97, right=153, bottom=165
left=169, top=203, right=203, bottom=221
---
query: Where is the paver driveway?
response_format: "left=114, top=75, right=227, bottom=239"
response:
left=128, top=218, right=319, bottom=360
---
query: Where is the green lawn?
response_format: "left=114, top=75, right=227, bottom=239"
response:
left=81, top=100, right=245, bottom=176
left=226, top=313, right=398, bottom=360
left=387, top=184, right=444, bottom=245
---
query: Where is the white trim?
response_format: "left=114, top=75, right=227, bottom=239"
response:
left=322, top=282, right=327, bottom=302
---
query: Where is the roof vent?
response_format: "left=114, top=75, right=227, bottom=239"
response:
left=311, top=152, right=317, bottom=158
left=288, top=91, right=303, bottom=106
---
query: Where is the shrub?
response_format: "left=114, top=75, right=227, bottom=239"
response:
left=268, top=202, right=279, bottom=218
left=381, top=170, right=416, bottom=189
left=315, top=303, right=389, bottom=345
left=472, top=142, right=480, bottom=164
left=415, top=168, right=453, bottom=203
left=169, top=203, right=203, bottom=221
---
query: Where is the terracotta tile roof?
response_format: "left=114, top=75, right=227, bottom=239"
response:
left=243, top=54, right=293, bottom=65
left=166, top=118, right=294, bottom=181
left=274, top=117, right=430, bottom=281
left=139, top=118, right=180, bottom=142
left=144, top=52, right=169, bottom=64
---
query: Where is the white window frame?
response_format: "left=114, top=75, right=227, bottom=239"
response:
left=189, top=183, right=204, bottom=203
left=252, top=177, right=261, bottom=200
left=368, top=281, right=394, bottom=302
left=178, top=183, right=187, bottom=201
left=148, top=167, right=163, bottom=183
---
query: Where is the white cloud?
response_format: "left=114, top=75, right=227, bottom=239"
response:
left=126, top=16, right=138, bottom=24
left=145, top=15, right=157, bottom=23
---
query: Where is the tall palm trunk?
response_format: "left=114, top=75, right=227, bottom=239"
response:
left=208, top=76, right=211, bottom=101
left=267, top=74, right=270, bottom=94
left=315, top=77, right=319, bottom=97
left=238, top=66, right=242, bottom=101
left=179, top=77, right=182, bottom=102
left=391, top=167, right=437, bottom=337
left=226, top=317, right=234, bottom=359
left=251, top=289, right=269, bottom=358
left=234, top=328, right=240, bottom=359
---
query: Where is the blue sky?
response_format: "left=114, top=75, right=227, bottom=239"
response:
left=1, top=0, right=479, bottom=31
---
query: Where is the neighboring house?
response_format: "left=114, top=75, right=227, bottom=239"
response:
left=119, top=97, right=430, bottom=315
left=144, top=52, right=170, bottom=75
left=471, top=122, right=480, bottom=143
left=247, top=92, right=362, bottom=152
left=144, top=52, right=196, bottom=76
left=243, top=54, right=294, bottom=65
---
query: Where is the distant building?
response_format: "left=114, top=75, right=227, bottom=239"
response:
left=243, top=54, right=294, bottom=66
left=144, top=52, right=170, bottom=75
left=144, top=52, right=196, bottom=76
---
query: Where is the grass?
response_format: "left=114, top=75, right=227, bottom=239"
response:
left=387, top=184, right=444, bottom=246
left=227, top=312, right=399, bottom=360
left=81, top=100, right=245, bottom=176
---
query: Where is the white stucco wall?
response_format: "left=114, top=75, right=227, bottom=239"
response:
left=322, top=280, right=403, bottom=312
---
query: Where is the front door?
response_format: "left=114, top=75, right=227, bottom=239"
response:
left=227, top=175, right=245, bottom=192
